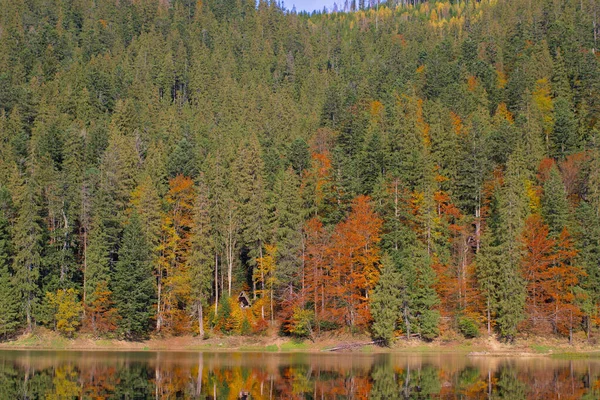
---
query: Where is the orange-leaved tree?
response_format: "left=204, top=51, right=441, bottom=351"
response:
left=521, top=214, right=555, bottom=333
left=545, top=228, right=585, bottom=341
left=327, top=195, right=382, bottom=329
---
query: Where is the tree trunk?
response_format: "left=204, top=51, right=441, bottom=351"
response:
left=156, top=274, right=162, bottom=332
left=214, top=253, right=219, bottom=316
left=270, top=288, right=274, bottom=323
left=487, top=298, right=491, bottom=336
left=198, top=302, right=204, bottom=338
left=404, top=304, right=411, bottom=340
left=82, top=228, right=87, bottom=316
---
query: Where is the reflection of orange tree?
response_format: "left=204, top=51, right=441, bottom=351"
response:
left=81, top=365, right=118, bottom=399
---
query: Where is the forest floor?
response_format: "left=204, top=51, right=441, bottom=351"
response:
left=2, top=328, right=600, bottom=358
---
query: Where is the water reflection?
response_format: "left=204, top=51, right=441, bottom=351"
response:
left=0, top=350, right=599, bottom=399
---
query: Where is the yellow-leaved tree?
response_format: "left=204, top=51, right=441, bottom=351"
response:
left=46, top=288, right=83, bottom=337
left=254, top=244, right=277, bottom=322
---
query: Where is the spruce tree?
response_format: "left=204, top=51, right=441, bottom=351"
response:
left=487, top=148, right=529, bottom=341
left=12, top=168, right=44, bottom=332
left=402, top=244, right=440, bottom=341
left=551, top=96, right=578, bottom=158
left=112, top=211, right=155, bottom=339
left=370, top=254, right=404, bottom=345
left=188, top=181, right=214, bottom=337
left=0, top=188, right=20, bottom=338
left=542, top=164, right=570, bottom=236
left=234, top=135, right=267, bottom=294
left=272, top=167, right=303, bottom=290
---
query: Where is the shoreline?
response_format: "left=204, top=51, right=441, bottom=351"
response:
left=1, top=329, right=599, bottom=357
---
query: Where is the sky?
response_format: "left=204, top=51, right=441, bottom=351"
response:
left=287, top=0, right=339, bottom=12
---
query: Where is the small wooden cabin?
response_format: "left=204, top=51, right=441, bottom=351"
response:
left=238, top=291, right=251, bottom=308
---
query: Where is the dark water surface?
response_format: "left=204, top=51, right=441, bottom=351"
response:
left=1, top=350, right=600, bottom=399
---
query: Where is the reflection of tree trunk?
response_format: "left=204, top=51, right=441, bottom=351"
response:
left=196, top=353, right=203, bottom=397
left=403, top=364, right=411, bottom=398
left=155, top=355, right=161, bottom=400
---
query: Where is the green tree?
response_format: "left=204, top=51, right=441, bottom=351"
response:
left=0, top=190, right=20, bottom=338
left=188, top=181, right=214, bottom=338
left=12, top=168, right=44, bottom=332
left=370, top=254, right=404, bottom=345
left=551, top=96, right=578, bottom=158
left=112, top=211, right=155, bottom=339
left=542, top=164, right=571, bottom=236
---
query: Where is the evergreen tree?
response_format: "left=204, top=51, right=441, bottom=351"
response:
left=0, top=188, right=20, bottom=338
left=188, top=180, right=214, bottom=338
left=12, top=168, right=44, bottom=332
left=552, top=96, right=578, bottom=158
left=234, top=135, right=267, bottom=295
left=484, top=149, right=529, bottom=341
left=542, top=164, right=570, bottom=236
left=370, top=254, right=404, bottom=345
left=400, top=244, right=440, bottom=341
left=272, top=167, right=303, bottom=292
left=112, top=211, right=155, bottom=339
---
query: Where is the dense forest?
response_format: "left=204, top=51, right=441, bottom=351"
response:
left=0, top=0, right=599, bottom=344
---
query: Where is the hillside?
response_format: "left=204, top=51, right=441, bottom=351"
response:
left=0, top=0, right=599, bottom=345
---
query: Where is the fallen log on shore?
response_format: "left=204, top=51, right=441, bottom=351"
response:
left=324, top=340, right=384, bottom=352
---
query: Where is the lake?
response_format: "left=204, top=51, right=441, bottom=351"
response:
left=0, top=350, right=599, bottom=399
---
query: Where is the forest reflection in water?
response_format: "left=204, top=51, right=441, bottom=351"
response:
left=1, top=350, right=600, bottom=399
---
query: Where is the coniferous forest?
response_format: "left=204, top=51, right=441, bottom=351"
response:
left=0, top=0, right=600, bottom=344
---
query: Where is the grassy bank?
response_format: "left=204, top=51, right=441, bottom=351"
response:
left=1, top=328, right=599, bottom=358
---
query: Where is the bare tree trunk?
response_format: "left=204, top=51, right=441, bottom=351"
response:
left=487, top=298, right=491, bottom=336
left=270, top=288, right=274, bottom=323
left=214, top=253, right=219, bottom=315
left=157, top=273, right=162, bottom=332
left=198, top=302, right=204, bottom=338
left=82, top=228, right=87, bottom=316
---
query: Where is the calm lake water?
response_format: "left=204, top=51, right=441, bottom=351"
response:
left=0, top=350, right=599, bottom=399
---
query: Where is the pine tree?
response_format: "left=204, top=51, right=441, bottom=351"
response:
left=12, top=168, right=44, bottom=332
left=483, top=148, right=529, bottom=341
left=272, top=167, right=303, bottom=293
left=0, top=190, right=20, bottom=338
left=234, top=135, right=267, bottom=297
left=551, top=96, right=578, bottom=158
left=188, top=180, right=214, bottom=337
left=476, top=231, right=502, bottom=336
left=112, top=211, right=155, bottom=339
left=84, top=190, right=113, bottom=310
left=370, top=254, right=404, bottom=345
left=401, top=243, right=440, bottom=341
left=542, top=164, right=570, bottom=236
